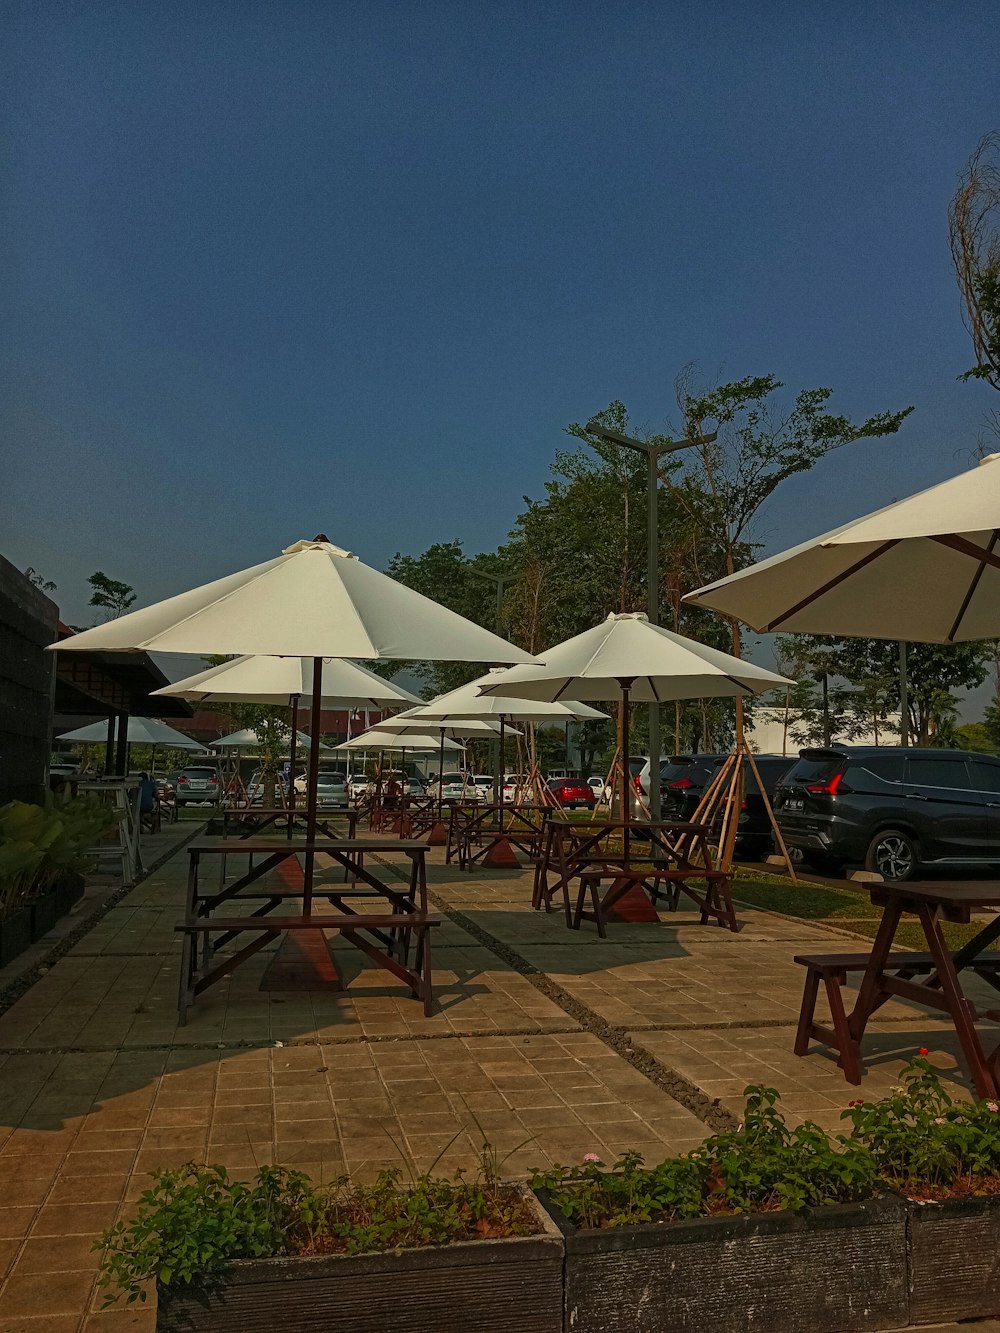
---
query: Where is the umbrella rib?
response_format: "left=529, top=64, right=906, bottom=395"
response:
left=946, top=529, right=1000, bottom=642
left=931, top=534, right=1000, bottom=572
left=764, top=541, right=900, bottom=630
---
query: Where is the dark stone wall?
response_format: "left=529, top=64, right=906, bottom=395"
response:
left=0, top=555, right=59, bottom=805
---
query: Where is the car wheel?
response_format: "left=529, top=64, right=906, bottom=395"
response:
left=865, top=829, right=918, bottom=882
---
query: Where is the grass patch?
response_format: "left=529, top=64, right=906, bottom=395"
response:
left=730, top=873, right=980, bottom=950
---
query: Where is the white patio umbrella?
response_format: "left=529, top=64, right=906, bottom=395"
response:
left=58, top=717, right=202, bottom=748
left=53, top=535, right=535, bottom=903
left=412, top=669, right=609, bottom=800
left=337, top=730, right=467, bottom=805
left=154, top=655, right=420, bottom=811
left=153, top=655, right=421, bottom=707
left=481, top=612, right=793, bottom=845
left=682, top=452, right=1000, bottom=643
left=58, top=716, right=204, bottom=777
left=209, top=728, right=334, bottom=753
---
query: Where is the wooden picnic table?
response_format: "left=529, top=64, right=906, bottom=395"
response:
left=221, top=806, right=359, bottom=841
left=456, top=803, right=552, bottom=870
left=176, top=838, right=438, bottom=1023
left=532, top=817, right=738, bottom=933
left=812, top=881, right=1000, bottom=1099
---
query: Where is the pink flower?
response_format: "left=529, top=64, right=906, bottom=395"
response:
left=987, top=1102, right=999, bottom=1113
left=918, top=1047, right=929, bottom=1056
left=582, top=1152, right=601, bottom=1163
left=934, top=1117, right=946, bottom=1125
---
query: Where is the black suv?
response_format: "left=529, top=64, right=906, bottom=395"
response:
left=774, top=747, right=1000, bottom=880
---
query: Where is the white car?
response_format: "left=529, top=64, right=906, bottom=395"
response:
left=502, top=774, right=528, bottom=803
left=436, top=771, right=476, bottom=800
left=348, top=775, right=371, bottom=800
left=587, top=776, right=610, bottom=803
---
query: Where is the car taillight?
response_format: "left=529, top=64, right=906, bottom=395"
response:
left=178, top=776, right=188, bottom=783
left=806, top=773, right=844, bottom=795
left=669, top=777, right=693, bottom=790
left=634, top=775, right=642, bottom=791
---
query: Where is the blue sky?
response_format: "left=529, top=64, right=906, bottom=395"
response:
left=4, top=1, right=999, bottom=631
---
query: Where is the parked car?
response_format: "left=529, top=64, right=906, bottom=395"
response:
left=470, top=774, right=494, bottom=798
left=586, top=776, right=609, bottom=803
left=710, top=754, right=795, bottom=859
left=502, top=773, right=528, bottom=802
left=774, top=746, right=1000, bottom=880
left=644, top=755, right=722, bottom=818
left=432, top=771, right=478, bottom=800
left=245, top=769, right=288, bottom=806
left=547, top=777, right=596, bottom=810
left=174, top=765, right=221, bottom=806
left=348, top=775, right=371, bottom=800
left=312, top=773, right=350, bottom=809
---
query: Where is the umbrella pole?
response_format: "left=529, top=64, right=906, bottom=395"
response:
left=437, top=727, right=446, bottom=818
left=304, top=658, right=323, bottom=912
left=288, top=695, right=299, bottom=840
left=499, top=716, right=505, bottom=807
left=621, top=679, right=633, bottom=862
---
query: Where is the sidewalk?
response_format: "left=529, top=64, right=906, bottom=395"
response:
left=0, top=835, right=990, bottom=1329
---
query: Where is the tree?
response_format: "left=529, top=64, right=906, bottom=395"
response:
left=381, top=541, right=509, bottom=696
left=88, top=571, right=136, bottom=621
left=23, top=567, right=56, bottom=592
left=950, top=131, right=1000, bottom=390
left=779, top=636, right=990, bottom=746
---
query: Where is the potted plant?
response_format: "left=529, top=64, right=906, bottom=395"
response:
left=98, top=1148, right=564, bottom=1332
left=845, top=1052, right=1000, bottom=1325
left=0, top=797, right=117, bottom=962
left=531, top=1086, right=907, bottom=1333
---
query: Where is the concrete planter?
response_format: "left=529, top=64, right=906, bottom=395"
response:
left=908, top=1193, right=1000, bottom=1324
left=156, top=1190, right=563, bottom=1333
left=30, top=872, right=86, bottom=943
left=0, top=905, right=32, bottom=967
left=537, top=1190, right=908, bottom=1333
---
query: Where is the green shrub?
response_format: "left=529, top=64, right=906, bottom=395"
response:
left=0, top=796, right=119, bottom=919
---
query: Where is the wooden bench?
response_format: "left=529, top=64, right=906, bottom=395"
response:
left=175, top=913, right=441, bottom=1022
left=794, top=950, right=1000, bottom=1084
left=574, top=866, right=738, bottom=937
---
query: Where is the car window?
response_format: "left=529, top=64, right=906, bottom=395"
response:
left=968, top=760, right=1000, bottom=794
left=904, top=756, right=972, bottom=790
left=852, top=754, right=905, bottom=783
left=786, top=756, right=843, bottom=785
left=183, top=767, right=217, bottom=778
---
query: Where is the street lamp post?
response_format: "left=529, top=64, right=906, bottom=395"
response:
left=469, top=568, right=521, bottom=800
left=584, top=420, right=717, bottom=822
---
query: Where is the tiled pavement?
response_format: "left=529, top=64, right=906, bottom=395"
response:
left=0, top=835, right=995, bottom=1329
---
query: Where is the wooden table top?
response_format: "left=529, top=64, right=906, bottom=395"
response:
left=868, top=882, right=1000, bottom=906
left=188, top=837, right=427, bottom=855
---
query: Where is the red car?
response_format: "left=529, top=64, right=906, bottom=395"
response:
left=547, top=777, right=596, bottom=810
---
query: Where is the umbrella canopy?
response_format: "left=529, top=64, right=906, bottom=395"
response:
left=152, top=655, right=421, bottom=708
left=337, top=731, right=465, bottom=753
left=210, top=728, right=333, bottom=753
left=52, top=535, right=535, bottom=903
left=57, top=717, right=203, bottom=748
left=682, top=453, right=1000, bottom=643
left=414, top=669, right=608, bottom=722
left=373, top=708, right=521, bottom=738
left=51, top=537, right=538, bottom=662
left=479, top=613, right=793, bottom=703
left=480, top=613, right=792, bottom=839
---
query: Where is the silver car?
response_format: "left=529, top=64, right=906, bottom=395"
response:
left=175, top=765, right=221, bottom=806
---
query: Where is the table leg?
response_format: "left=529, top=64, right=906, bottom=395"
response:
left=918, top=904, right=998, bottom=1099
left=848, top=900, right=903, bottom=1042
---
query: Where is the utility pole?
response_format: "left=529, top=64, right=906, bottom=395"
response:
left=584, top=420, right=716, bottom=822
left=469, top=568, right=521, bottom=798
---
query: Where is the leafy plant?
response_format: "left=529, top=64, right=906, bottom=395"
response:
left=97, top=1151, right=540, bottom=1305
left=843, top=1053, right=1000, bottom=1187
left=0, top=796, right=119, bottom=920
left=700, top=1085, right=877, bottom=1213
left=98, top=1164, right=319, bottom=1304
left=532, top=1150, right=705, bottom=1229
